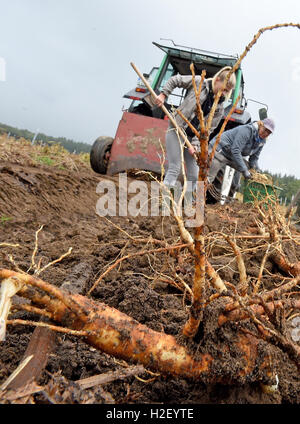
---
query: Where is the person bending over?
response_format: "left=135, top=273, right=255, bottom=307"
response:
left=208, top=118, right=275, bottom=187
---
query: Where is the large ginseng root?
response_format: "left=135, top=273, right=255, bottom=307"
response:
left=0, top=269, right=283, bottom=384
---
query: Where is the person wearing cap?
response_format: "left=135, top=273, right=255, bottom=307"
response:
left=155, top=67, right=236, bottom=203
left=207, top=118, right=275, bottom=184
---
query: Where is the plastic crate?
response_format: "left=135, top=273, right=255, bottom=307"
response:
left=243, top=181, right=282, bottom=205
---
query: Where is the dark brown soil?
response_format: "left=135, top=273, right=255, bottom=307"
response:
left=0, top=158, right=299, bottom=405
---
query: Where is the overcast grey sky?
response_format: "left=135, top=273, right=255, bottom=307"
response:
left=0, top=0, right=299, bottom=176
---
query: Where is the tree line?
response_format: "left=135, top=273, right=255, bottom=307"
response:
left=265, top=171, right=300, bottom=206
left=0, top=122, right=91, bottom=153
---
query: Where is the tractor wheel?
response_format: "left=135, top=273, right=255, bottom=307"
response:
left=90, top=136, right=113, bottom=174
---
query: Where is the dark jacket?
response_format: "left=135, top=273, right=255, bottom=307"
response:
left=211, top=123, right=266, bottom=173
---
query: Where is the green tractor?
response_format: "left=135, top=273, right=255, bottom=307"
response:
left=90, top=40, right=267, bottom=203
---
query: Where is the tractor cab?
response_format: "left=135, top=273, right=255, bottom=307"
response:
left=124, top=41, right=251, bottom=131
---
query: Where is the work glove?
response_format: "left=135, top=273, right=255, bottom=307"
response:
left=243, top=169, right=251, bottom=180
